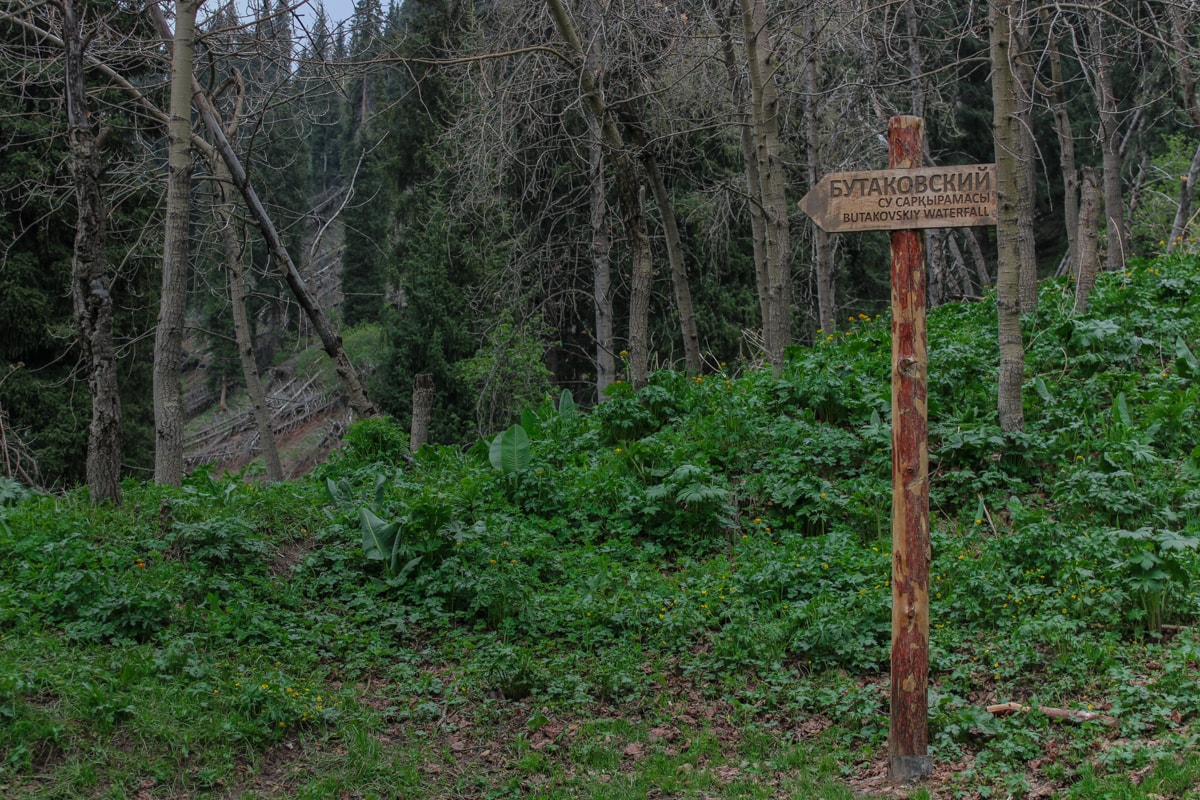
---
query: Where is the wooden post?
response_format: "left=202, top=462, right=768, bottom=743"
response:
left=887, top=115, right=932, bottom=785
left=411, top=373, right=434, bottom=451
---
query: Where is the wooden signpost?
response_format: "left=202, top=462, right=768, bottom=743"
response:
left=799, top=116, right=996, bottom=786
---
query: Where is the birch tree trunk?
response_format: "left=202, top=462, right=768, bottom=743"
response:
left=640, top=149, right=702, bottom=376
left=63, top=0, right=121, bottom=503
left=1013, top=10, right=1038, bottom=313
left=1073, top=167, right=1103, bottom=314
left=589, top=119, right=616, bottom=400
left=991, top=0, right=1026, bottom=432
left=154, top=0, right=201, bottom=486
left=1087, top=7, right=1127, bottom=272
left=1040, top=8, right=1079, bottom=277
left=804, top=6, right=835, bottom=334
left=718, top=20, right=771, bottom=340
left=740, top=0, right=791, bottom=371
left=214, top=159, right=284, bottom=483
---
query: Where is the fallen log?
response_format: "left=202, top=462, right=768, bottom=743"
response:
left=986, top=701, right=1116, bottom=727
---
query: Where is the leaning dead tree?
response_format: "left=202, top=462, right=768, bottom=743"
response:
left=148, top=1, right=378, bottom=446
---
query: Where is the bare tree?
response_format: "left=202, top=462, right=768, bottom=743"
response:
left=992, top=0, right=1026, bottom=432
left=213, top=153, right=285, bottom=483
left=803, top=4, right=835, bottom=333
left=63, top=0, right=122, bottom=502
left=1162, top=0, right=1200, bottom=252
left=589, top=116, right=616, bottom=399
left=154, top=0, right=202, bottom=486
left=1038, top=6, right=1081, bottom=278
left=149, top=2, right=377, bottom=427
left=739, top=0, right=791, bottom=370
left=1073, top=166, right=1103, bottom=314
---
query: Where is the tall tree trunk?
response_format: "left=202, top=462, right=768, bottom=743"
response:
left=1088, top=7, right=1127, bottom=272
left=1013, top=11, right=1038, bottom=313
left=640, top=150, right=702, bottom=376
left=991, top=0, right=1026, bottom=432
left=718, top=17, right=771, bottom=340
left=214, top=160, right=284, bottom=483
left=1073, top=167, right=1103, bottom=314
left=804, top=6, right=835, bottom=334
left=741, top=0, right=791, bottom=371
left=63, top=0, right=121, bottom=504
left=927, top=230, right=949, bottom=307
left=589, top=119, right=616, bottom=400
left=621, top=98, right=701, bottom=373
left=545, top=0, right=654, bottom=389
left=155, top=0, right=201, bottom=486
left=904, top=0, right=924, bottom=119
left=1040, top=8, right=1080, bottom=277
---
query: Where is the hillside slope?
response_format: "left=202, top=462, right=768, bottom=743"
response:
left=3, top=254, right=1200, bottom=799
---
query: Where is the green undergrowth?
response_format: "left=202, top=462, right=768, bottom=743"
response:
left=3, top=255, right=1200, bottom=798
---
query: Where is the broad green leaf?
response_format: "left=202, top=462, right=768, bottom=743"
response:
left=1177, top=337, right=1198, bottom=376
left=389, top=555, right=423, bottom=585
left=1034, top=377, right=1052, bottom=403
left=521, top=408, right=542, bottom=438
left=1115, top=393, right=1131, bottom=427
left=373, top=472, right=388, bottom=511
left=558, top=389, right=576, bottom=418
left=360, top=507, right=400, bottom=562
left=489, top=424, right=531, bottom=474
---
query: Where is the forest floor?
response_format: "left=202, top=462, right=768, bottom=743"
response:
left=5, top=257, right=1200, bottom=799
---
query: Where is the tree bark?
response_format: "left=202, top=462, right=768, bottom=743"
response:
left=589, top=118, right=616, bottom=400
left=1088, top=7, right=1127, bottom=272
left=214, top=160, right=284, bottom=483
left=740, top=0, right=791, bottom=371
left=718, top=17, right=771, bottom=341
left=1167, top=0, right=1200, bottom=128
left=411, top=373, right=434, bottom=450
left=1013, top=11, right=1038, bottom=313
left=1073, top=167, right=1103, bottom=314
left=640, top=149, right=702, bottom=376
left=63, top=0, right=121, bottom=504
left=1040, top=8, right=1079, bottom=278
left=991, top=0, right=1026, bottom=433
left=804, top=6, right=835, bottom=334
left=155, top=0, right=201, bottom=486
left=887, top=115, right=931, bottom=787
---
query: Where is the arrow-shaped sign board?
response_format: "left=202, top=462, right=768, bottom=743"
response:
left=799, top=163, right=997, bottom=233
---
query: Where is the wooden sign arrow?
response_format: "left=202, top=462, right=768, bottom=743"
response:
left=798, top=164, right=997, bottom=233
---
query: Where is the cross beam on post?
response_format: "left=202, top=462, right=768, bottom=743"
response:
left=886, top=115, right=932, bottom=785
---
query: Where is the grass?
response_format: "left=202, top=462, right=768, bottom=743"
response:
left=3, top=254, right=1200, bottom=798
